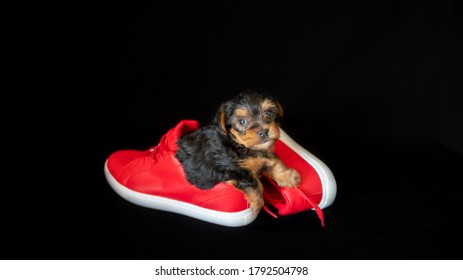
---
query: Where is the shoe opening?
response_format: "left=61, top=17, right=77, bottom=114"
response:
left=179, top=120, right=199, bottom=137
left=261, top=175, right=286, bottom=208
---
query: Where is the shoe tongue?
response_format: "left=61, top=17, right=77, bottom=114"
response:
left=162, top=120, right=199, bottom=151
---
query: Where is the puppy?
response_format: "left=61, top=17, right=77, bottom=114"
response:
left=175, top=90, right=301, bottom=214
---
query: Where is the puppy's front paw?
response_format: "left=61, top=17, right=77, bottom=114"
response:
left=275, top=168, right=301, bottom=188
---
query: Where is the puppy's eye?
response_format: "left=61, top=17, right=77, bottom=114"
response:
left=265, top=110, right=275, bottom=117
left=239, top=119, right=247, bottom=125
left=264, top=110, right=275, bottom=122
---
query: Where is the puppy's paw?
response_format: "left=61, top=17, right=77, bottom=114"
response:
left=249, top=197, right=264, bottom=214
left=275, top=168, right=301, bottom=188
left=244, top=188, right=264, bottom=214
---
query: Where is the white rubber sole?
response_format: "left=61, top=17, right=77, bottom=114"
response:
left=104, top=161, right=258, bottom=227
left=279, top=129, right=337, bottom=209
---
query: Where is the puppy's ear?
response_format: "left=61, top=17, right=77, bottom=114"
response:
left=267, top=94, right=284, bottom=119
left=214, top=104, right=228, bottom=133
left=276, top=100, right=284, bottom=119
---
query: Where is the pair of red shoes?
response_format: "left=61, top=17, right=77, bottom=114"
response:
left=104, top=120, right=336, bottom=227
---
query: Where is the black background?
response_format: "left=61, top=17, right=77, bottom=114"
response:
left=9, top=0, right=462, bottom=260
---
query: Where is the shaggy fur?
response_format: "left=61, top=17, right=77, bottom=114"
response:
left=175, top=90, right=300, bottom=213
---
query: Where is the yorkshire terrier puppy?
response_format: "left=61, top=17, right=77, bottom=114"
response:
left=175, top=90, right=301, bottom=214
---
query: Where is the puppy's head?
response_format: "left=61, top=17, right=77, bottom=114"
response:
left=215, top=90, right=284, bottom=151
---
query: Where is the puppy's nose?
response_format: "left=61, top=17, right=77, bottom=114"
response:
left=257, top=129, right=269, bottom=139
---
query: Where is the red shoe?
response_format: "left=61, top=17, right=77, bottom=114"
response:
left=263, top=129, right=337, bottom=227
left=104, top=120, right=257, bottom=227
left=105, top=120, right=336, bottom=227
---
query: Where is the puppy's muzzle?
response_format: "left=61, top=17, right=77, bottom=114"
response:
left=257, top=129, right=269, bottom=142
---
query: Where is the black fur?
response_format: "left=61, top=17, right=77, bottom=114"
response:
left=175, top=125, right=263, bottom=190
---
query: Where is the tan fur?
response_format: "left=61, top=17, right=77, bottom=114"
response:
left=234, top=107, right=249, bottom=118
left=262, top=98, right=275, bottom=111
left=242, top=176, right=264, bottom=214
left=219, top=111, right=227, bottom=133
left=232, top=126, right=278, bottom=150
left=267, top=122, right=280, bottom=139
left=237, top=157, right=267, bottom=174
left=263, top=156, right=301, bottom=187
left=230, top=128, right=249, bottom=147
left=245, top=127, right=264, bottom=146
left=276, top=101, right=284, bottom=118
left=225, top=179, right=238, bottom=186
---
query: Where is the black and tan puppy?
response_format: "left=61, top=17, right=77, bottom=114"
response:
left=175, top=91, right=301, bottom=214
